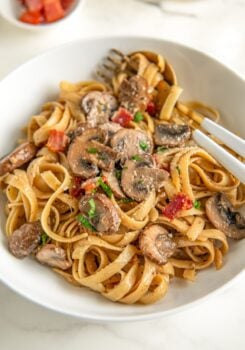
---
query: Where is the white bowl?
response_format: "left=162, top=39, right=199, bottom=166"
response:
left=0, top=37, right=244, bottom=322
left=0, top=0, right=84, bottom=31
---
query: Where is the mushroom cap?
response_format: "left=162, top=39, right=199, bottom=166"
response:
left=119, top=75, right=150, bottom=113
left=206, top=193, right=245, bottom=240
left=0, top=142, right=37, bottom=176
left=8, top=221, right=42, bottom=259
left=99, top=122, right=122, bottom=142
left=121, top=156, right=168, bottom=202
left=111, top=128, right=153, bottom=162
left=76, top=127, right=108, bottom=144
left=36, top=244, right=72, bottom=270
left=80, top=91, right=118, bottom=127
left=153, top=124, right=191, bottom=147
left=67, top=137, right=99, bottom=178
left=79, top=193, right=121, bottom=234
left=139, top=224, right=176, bottom=265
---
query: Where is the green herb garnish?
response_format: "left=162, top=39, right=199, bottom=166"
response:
left=115, top=169, right=122, bottom=181
left=139, top=141, right=149, bottom=151
left=40, top=232, right=49, bottom=246
left=134, top=112, right=144, bottom=123
left=86, top=147, right=98, bottom=154
left=176, top=166, right=181, bottom=174
left=77, top=214, right=97, bottom=231
left=157, top=146, right=168, bottom=153
left=193, top=200, right=201, bottom=209
left=97, top=177, right=113, bottom=198
left=88, top=198, right=96, bottom=218
left=131, top=155, right=142, bottom=161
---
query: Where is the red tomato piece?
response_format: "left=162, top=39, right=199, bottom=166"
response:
left=46, top=130, right=69, bottom=152
left=43, top=0, right=65, bottom=23
left=162, top=193, right=193, bottom=220
left=112, top=108, right=133, bottom=127
left=25, top=0, right=43, bottom=11
left=70, top=176, right=83, bottom=198
left=146, top=101, right=157, bottom=117
left=19, top=10, right=44, bottom=25
left=61, top=0, right=74, bottom=10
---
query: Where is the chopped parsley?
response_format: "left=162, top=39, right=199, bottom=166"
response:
left=40, top=232, right=49, bottom=246
left=131, top=155, right=142, bottom=161
left=157, top=146, right=168, bottom=153
left=86, top=147, right=98, bottom=154
left=88, top=198, right=96, bottom=218
left=97, top=177, right=113, bottom=198
left=176, top=166, right=181, bottom=174
left=134, top=112, right=144, bottom=123
left=139, top=141, right=149, bottom=151
left=77, top=215, right=97, bottom=231
left=193, top=199, right=201, bottom=209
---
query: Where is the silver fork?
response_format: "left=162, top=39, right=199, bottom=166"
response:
left=95, top=49, right=128, bottom=85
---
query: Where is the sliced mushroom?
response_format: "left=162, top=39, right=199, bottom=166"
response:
left=102, top=170, right=125, bottom=199
left=0, top=142, right=37, bottom=176
left=8, top=221, right=42, bottom=259
left=111, top=128, right=153, bottom=162
left=36, top=244, right=72, bottom=270
left=139, top=224, right=176, bottom=265
left=76, top=127, right=108, bottom=144
left=153, top=124, right=191, bottom=147
left=121, top=156, right=169, bottom=202
left=67, top=139, right=99, bottom=178
left=79, top=193, right=121, bottom=234
left=119, top=75, right=150, bottom=113
left=81, top=91, right=118, bottom=126
left=206, top=193, right=245, bottom=240
left=99, top=122, right=122, bottom=142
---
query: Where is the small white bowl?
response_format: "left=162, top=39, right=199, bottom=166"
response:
left=0, top=0, right=84, bottom=31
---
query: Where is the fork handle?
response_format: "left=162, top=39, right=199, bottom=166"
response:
left=201, top=118, right=245, bottom=158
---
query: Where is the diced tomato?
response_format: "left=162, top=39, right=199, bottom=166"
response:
left=82, top=181, right=97, bottom=193
left=112, top=108, right=133, bottom=127
left=162, top=193, right=193, bottom=220
left=46, top=130, right=69, bottom=152
left=25, top=0, right=43, bottom=11
left=43, top=0, right=65, bottom=23
left=146, top=101, right=157, bottom=117
left=61, top=0, right=74, bottom=10
left=70, top=176, right=83, bottom=198
left=19, top=10, right=44, bottom=24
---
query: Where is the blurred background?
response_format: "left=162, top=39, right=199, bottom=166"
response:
left=0, top=0, right=244, bottom=79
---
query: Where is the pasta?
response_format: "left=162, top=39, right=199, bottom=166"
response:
left=0, top=49, right=244, bottom=305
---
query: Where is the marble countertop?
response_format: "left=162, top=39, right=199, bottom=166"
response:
left=0, top=0, right=244, bottom=348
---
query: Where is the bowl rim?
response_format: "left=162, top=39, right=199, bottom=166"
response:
left=0, top=35, right=244, bottom=322
left=0, top=0, right=84, bottom=31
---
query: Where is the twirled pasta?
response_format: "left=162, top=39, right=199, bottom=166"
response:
left=0, top=49, right=244, bottom=305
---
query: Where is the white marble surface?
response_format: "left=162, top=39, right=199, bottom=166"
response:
left=0, top=0, right=245, bottom=348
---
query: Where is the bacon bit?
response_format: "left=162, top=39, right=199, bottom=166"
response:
left=112, top=108, right=133, bottom=127
left=162, top=193, right=193, bottom=220
left=46, top=130, right=69, bottom=152
left=70, top=176, right=83, bottom=198
left=146, top=101, right=156, bottom=117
